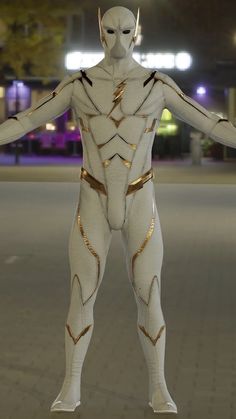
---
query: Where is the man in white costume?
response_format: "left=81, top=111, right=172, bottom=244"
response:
left=1, top=5, right=236, bottom=415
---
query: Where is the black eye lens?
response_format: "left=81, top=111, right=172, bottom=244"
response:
left=123, top=30, right=131, bottom=34
left=107, top=29, right=115, bottom=34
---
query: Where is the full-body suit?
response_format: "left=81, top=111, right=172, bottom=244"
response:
left=1, top=6, right=236, bottom=415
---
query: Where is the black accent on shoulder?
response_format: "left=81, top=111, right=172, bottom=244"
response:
left=8, top=116, right=18, bottom=120
left=79, top=70, right=93, bottom=86
left=218, top=118, right=228, bottom=122
left=143, top=71, right=157, bottom=87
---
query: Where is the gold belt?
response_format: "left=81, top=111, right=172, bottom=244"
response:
left=80, top=166, right=154, bottom=196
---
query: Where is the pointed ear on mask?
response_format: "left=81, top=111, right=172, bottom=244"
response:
left=98, top=7, right=107, bottom=46
left=133, top=8, right=140, bottom=44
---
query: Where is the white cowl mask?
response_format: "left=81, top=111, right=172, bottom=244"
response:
left=98, top=6, right=139, bottom=60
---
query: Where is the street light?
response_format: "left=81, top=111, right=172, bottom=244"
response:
left=175, top=52, right=192, bottom=71
left=196, top=86, right=207, bottom=96
left=65, top=51, right=192, bottom=71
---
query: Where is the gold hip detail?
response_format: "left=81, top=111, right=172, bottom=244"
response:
left=80, top=166, right=155, bottom=196
left=80, top=167, right=107, bottom=195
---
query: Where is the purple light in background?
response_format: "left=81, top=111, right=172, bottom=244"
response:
left=7, top=81, right=30, bottom=101
left=6, top=80, right=31, bottom=115
left=196, top=86, right=206, bottom=96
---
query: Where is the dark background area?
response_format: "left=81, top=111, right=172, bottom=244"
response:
left=83, top=0, right=236, bottom=62
left=80, top=0, right=236, bottom=87
left=1, top=0, right=236, bottom=87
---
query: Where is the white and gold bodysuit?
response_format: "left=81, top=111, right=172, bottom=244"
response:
left=0, top=6, right=236, bottom=415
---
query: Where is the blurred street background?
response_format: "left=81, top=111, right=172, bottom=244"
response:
left=0, top=0, right=236, bottom=164
left=0, top=1, right=236, bottom=419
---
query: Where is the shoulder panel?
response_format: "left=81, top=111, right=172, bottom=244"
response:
left=54, top=71, right=82, bottom=94
left=154, top=71, right=184, bottom=96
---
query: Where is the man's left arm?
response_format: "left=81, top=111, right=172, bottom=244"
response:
left=159, top=72, right=236, bottom=149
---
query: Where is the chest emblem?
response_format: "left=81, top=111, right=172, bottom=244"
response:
left=108, top=79, right=127, bottom=116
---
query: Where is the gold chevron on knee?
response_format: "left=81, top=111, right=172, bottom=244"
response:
left=71, top=273, right=99, bottom=306
left=137, top=275, right=159, bottom=306
left=138, top=324, right=165, bottom=346
left=66, top=323, right=93, bottom=344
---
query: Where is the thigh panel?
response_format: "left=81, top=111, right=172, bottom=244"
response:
left=121, top=183, right=163, bottom=305
left=68, top=180, right=112, bottom=305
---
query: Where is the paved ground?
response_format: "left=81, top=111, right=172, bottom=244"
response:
left=0, top=155, right=236, bottom=184
left=0, top=176, right=236, bottom=419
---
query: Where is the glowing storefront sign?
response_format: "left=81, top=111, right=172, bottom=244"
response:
left=65, top=51, right=192, bottom=71
left=161, top=109, right=172, bottom=121
left=0, top=86, right=5, bottom=98
left=157, top=123, right=178, bottom=136
left=46, top=122, right=56, bottom=131
left=157, top=108, right=178, bottom=136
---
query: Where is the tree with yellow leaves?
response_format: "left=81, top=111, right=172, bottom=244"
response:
left=0, top=0, right=86, bottom=83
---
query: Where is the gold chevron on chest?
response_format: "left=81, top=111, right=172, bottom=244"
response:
left=102, top=154, right=132, bottom=168
left=97, top=134, right=137, bottom=151
left=108, top=79, right=127, bottom=116
left=109, top=115, right=126, bottom=128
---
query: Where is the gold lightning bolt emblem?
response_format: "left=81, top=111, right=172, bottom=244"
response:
left=108, top=79, right=127, bottom=117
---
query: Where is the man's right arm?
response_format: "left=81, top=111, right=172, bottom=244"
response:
left=0, top=74, right=77, bottom=146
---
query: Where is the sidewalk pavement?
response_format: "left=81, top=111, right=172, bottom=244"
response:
left=0, top=154, right=236, bottom=184
left=0, top=181, right=236, bottom=419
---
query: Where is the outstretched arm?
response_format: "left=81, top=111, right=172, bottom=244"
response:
left=157, top=72, right=236, bottom=149
left=0, top=74, right=77, bottom=146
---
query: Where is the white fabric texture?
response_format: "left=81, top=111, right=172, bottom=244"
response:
left=1, top=6, right=236, bottom=415
left=51, top=180, right=112, bottom=411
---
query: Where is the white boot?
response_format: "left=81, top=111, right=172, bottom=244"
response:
left=135, top=278, right=178, bottom=414
left=148, top=381, right=178, bottom=414
left=50, top=322, right=94, bottom=412
left=50, top=274, right=95, bottom=412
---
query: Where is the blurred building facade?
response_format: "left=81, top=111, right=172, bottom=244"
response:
left=0, top=10, right=235, bottom=161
